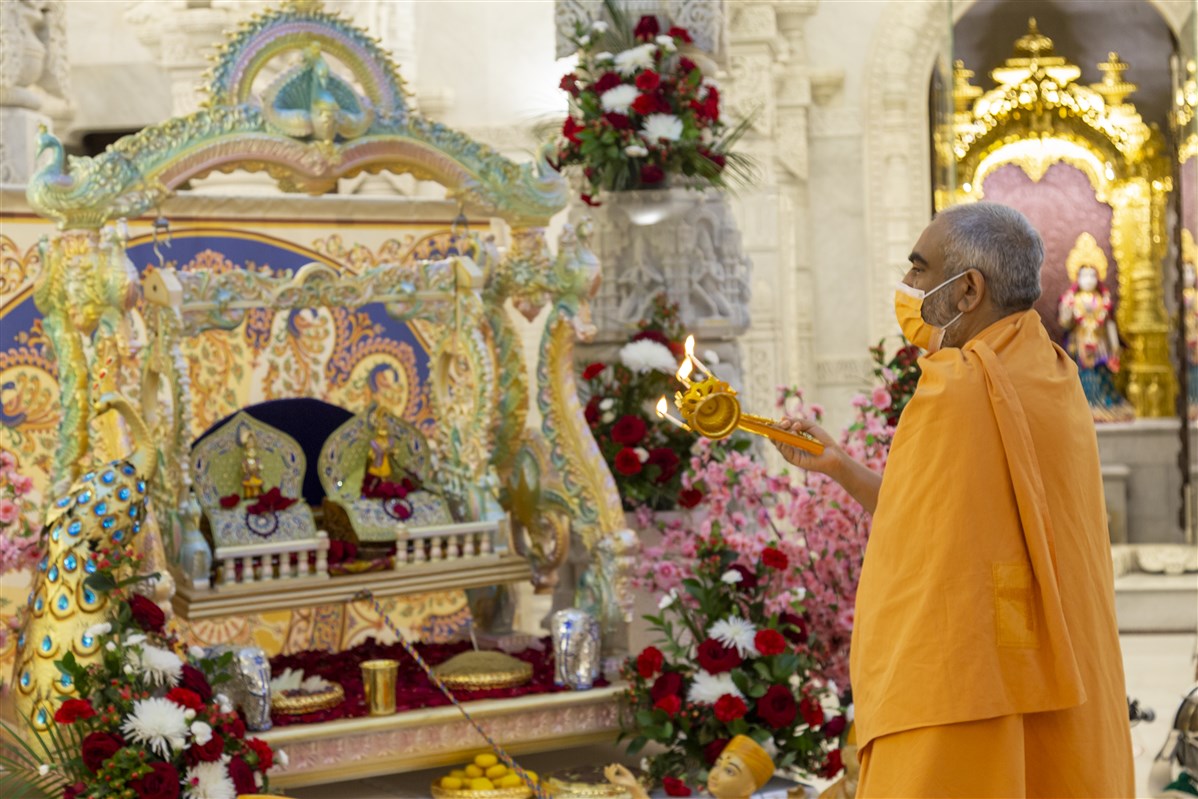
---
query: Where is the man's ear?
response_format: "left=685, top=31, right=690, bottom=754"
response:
left=959, top=268, right=986, bottom=312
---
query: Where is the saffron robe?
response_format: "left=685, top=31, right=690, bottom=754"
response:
left=850, top=310, right=1133, bottom=797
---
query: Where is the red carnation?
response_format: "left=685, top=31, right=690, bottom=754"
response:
left=632, top=93, right=659, bottom=116
left=778, top=611, right=808, bottom=645
left=224, top=715, right=246, bottom=739
left=714, top=694, right=748, bottom=723
left=696, top=638, right=742, bottom=674
left=678, top=57, right=698, bottom=75
left=703, top=738, right=729, bottom=766
left=823, top=715, right=848, bottom=738
left=678, top=488, right=704, bottom=508
left=559, top=73, right=581, bottom=96
left=614, top=448, right=643, bottom=476
left=668, top=26, right=693, bottom=43
left=757, top=684, right=798, bottom=729
left=633, top=14, right=660, bottom=41
left=581, top=193, right=602, bottom=207
left=584, top=396, right=601, bottom=425
left=818, top=749, right=844, bottom=779
left=646, top=448, right=679, bottom=483
left=754, top=628, right=787, bottom=657
left=702, top=149, right=727, bottom=170
left=54, top=698, right=96, bottom=724
left=248, top=737, right=274, bottom=771
left=635, top=70, right=661, bottom=92
left=636, top=646, right=664, bottom=679
left=650, top=671, right=683, bottom=702
left=800, top=695, right=825, bottom=728
left=640, top=164, right=665, bottom=184
left=186, top=734, right=224, bottom=765
left=63, top=783, right=86, bottom=799
left=593, top=71, right=623, bottom=94
left=762, top=547, right=788, bottom=570
left=582, top=362, right=606, bottom=380
left=654, top=694, right=682, bottom=717
left=166, top=687, right=204, bottom=712
left=603, top=112, right=632, bottom=130
left=81, top=732, right=124, bottom=773
left=662, top=777, right=692, bottom=797
left=562, top=116, right=583, bottom=144
left=227, top=756, right=257, bottom=795
left=180, top=664, right=213, bottom=702
left=611, top=415, right=648, bottom=445
left=129, top=761, right=180, bottom=799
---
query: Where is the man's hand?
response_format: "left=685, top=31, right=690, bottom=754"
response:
left=773, top=416, right=841, bottom=476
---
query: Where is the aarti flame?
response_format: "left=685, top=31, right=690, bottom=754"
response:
left=683, top=334, right=711, bottom=376
left=676, top=357, right=694, bottom=386
left=656, top=395, right=689, bottom=431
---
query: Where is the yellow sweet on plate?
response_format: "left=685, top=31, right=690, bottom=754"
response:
left=497, top=774, right=523, bottom=789
left=440, top=777, right=463, bottom=790
left=525, top=771, right=538, bottom=784
left=469, top=778, right=495, bottom=791
left=449, top=770, right=466, bottom=779
left=475, top=753, right=499, bottom=769
left=485, top=764, right=508, bottom=779
left=465, top=764, right=484, bottom=779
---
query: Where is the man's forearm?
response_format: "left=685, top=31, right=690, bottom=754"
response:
left=828, top=450, right=882, bottom=514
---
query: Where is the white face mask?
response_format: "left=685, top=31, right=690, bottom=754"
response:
left=894, top=272, right=966, bottom=353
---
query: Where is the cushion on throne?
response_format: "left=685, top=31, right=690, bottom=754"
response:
left=318, top=407, right=452, bottom=551
left=191, top=412, right=320, bottom=549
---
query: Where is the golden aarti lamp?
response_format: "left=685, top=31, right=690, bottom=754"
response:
left=655, top=337, right=824, bottom=455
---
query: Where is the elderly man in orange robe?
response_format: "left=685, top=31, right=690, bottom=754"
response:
left=776, top=202, right=1133, bottom=797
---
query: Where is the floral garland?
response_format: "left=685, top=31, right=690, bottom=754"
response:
left=0, top=545, right=280, bottom=799
left=556, top=8, right=750, bottom=205
left=580, top=296, right=695, bottom=511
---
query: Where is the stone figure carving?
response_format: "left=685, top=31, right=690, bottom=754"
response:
left=206, top=645, right=273, bottom=731
left=0, top=0, right=71, bottom=114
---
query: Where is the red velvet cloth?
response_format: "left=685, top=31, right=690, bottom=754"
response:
left=268, top=639, right=606, bottom=726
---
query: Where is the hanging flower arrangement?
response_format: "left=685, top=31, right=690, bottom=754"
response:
left=556, top=6, right=752, bottom=206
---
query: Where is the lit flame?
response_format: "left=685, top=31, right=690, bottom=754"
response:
left=676, top=357, right=694, bottom=384
left=684, top=335, right=695, bottom=358
left=656, top=396, right=668, bottom=417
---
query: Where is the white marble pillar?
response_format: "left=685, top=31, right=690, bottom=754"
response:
left=0, top=0, right=72, bottom=184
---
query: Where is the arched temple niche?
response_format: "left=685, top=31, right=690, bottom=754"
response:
left=862, top=0, right=1192, bottom=346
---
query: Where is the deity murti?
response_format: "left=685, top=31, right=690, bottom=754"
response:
left=240, top=428, right=264, bottom=499
left=605, top=735, right=774, bottom=799
left=1057, top=232, right=1132, bottom=420
left=367, top=418, right=393, bottom=481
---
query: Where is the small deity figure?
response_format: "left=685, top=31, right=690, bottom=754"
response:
left=240, top=427, right=264, bottom=499
left=605, top=735, right=774, bottom=799
left=367, top=416, right=393, bottom=481
left=1182, top=230, right=1198, bottom=418
left=1057, top=232, right=1133, bottom=422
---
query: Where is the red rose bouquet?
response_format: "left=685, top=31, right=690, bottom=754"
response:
left=580, top=296, right=695, bottom=510
left=621, top=529, right=842, bottom=791
left=0, top=542, right=278, bottom=798
left=556, top=4, right=751, bottom=204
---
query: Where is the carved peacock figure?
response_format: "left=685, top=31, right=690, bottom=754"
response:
left=13, top=388, right=156, bottom=732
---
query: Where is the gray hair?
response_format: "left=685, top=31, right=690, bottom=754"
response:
left=936, top=202, right=1044, bottom=312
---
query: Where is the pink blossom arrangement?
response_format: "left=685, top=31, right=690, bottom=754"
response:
left=556, top=6, right=751, bottom=205
left=0, top=450, right=40, bottom=575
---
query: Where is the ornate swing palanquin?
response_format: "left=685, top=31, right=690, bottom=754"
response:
left=14, top=0, right=636, bottom=780
left=946, top=18, right=1175, bottom=417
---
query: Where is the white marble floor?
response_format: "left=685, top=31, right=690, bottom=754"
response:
left=283, top=632, right=1197, bottom=799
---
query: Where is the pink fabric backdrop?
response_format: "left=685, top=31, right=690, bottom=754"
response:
left=981, top=162, right=1117, bottom=345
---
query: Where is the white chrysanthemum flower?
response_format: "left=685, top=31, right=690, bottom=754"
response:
left=658, top=590, right=677, bottom=610
left=184, top=761, right=237, bottom=799
left=131, top=644, right=183, bottom=687
left=710, top=616, right=759, bottom=657
left=600, top=84, right=639, bottom=114
left=688, top=671, right=744, bottom=704
left=614, top=43, right=655, bottom=76
left=84, top=622, right=111, bottom=638
left=591, top=20, right=609, bottom=33
left=655, top=34, right=677, bottom=52
left=594, top=51, right=614, bottom=63
left=619, top=339, right=677, bottom=374
left=121, top=697, right=189, bottom=758
left=191, top=720, right=213, bottom=746
left=624, top=144, right=649, bottom=158
left=720, top=569, right=743, bottom=585
left=125, top=633, right=147, bottom=647
left=640, top=113, right=684, bottom=143
left=634, top=447, right=650, bottom=463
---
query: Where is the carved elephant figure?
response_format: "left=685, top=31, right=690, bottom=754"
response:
left=205, top=645, right=273, bottom=731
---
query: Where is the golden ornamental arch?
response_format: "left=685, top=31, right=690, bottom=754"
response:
left=945, top=18, right=1175, bottom=418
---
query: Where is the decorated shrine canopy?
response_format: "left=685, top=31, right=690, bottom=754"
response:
left=26, top=0, right=568, bottom=230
